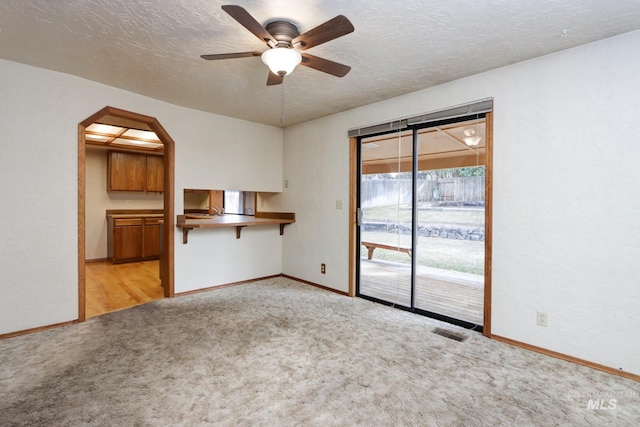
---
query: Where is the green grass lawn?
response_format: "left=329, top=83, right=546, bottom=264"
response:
left=361, top=205, right=485, bottom=274
left=362, top=205, right=484, bottom=226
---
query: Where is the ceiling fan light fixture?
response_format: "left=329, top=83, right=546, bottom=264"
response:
left=261, top=47, right=302, bottom=77
left=463, top=128, right=481, bottom=146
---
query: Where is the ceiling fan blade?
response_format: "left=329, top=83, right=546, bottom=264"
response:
left=266, top=72, right=284, bottom=86
left=293, top=15, right=354, bottom=50
left=200, top=52, right=262, bottom=60
left=221, top=5, right=275, bottom=45
left=300, top=54, right=351, bottom=77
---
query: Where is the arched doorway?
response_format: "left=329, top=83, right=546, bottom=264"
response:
left=78, top=106, right=175, bottom=321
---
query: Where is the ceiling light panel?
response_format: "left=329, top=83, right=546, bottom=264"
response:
left=86, top=123, right=124, bottom=135
left=112, top=138, right=163, bottom=149
left=122, top=129, right=160, bottom=142
left=85, top=134, right=111, bottom=142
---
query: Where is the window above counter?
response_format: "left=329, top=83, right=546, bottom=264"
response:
left=180, top=189, right=293, bottom=243
left=184, top=189, right=255, bottom=216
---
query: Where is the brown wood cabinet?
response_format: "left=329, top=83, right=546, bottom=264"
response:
left=142, top=217, right=161, bottom=259
left=108, top=151, right=164, bottom=192
left=108, top=215, right=162, bottom=263
left=145, top=155, right=164, bottom=193
left=108, top=152, right=146, bottom=191
left=110, top=218, right=144, bottom=263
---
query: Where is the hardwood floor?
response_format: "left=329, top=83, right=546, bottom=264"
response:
left=85, top=260, right=164, bottom=318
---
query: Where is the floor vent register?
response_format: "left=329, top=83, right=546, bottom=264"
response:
left=432, top=327, right=468, bottom=342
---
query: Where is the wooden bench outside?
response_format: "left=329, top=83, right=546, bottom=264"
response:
left=361, top=241, right=412, bottom=260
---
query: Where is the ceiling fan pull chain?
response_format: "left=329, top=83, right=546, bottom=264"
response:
left=280, top=82, right=285, bottom=126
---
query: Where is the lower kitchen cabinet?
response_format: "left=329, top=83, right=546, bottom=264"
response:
left=142, top=217, right=161, bottom=259
left=108, top=215, right=162, bottom=263
left=112, top=218, right=144, bottom=262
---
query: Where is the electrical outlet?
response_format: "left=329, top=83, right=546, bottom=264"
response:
left=321, top=263, right=326, bottom=274
left=336, top=200, right=343, bottom=210
left=284, top=179, right=289, bottom=189
left=536, top=311, right=548, bottom=327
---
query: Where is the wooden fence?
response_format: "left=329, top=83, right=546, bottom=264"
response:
left=361, top=177, right=484, bottom=208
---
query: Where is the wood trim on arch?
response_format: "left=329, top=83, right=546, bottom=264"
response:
left=78, top=106, right=175, bottom=322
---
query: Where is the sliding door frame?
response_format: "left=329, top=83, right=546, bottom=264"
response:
left=349, top=111, right=493, bottom=336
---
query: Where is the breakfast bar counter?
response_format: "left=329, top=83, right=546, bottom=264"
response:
left=176, top=212, right=295, bottom=243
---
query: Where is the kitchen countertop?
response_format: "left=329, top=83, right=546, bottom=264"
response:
left=107, top=213, right=164, bottom=218
left=106, top=209, right=164, bottom=219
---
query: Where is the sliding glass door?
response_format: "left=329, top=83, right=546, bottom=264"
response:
left=358, top=130, right=414, bottom=306
left=412, top=119, right=486, bottom=326
left=357, top=114, right=487, bottom=330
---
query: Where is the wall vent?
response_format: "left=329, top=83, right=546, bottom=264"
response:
left=432, top=327, right=468, bottom=342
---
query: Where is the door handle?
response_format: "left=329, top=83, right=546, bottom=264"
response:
left=356, top=208, right=362, bottom=226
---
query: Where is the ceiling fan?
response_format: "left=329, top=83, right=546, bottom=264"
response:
left=201, top=5, right=354, bottom=86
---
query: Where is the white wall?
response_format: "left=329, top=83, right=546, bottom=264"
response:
left=168, top=105, right=284, bottom=293
left=277, top=30, right=640, bottom=375
left=0, top=58, right=283, bottom=334
left=85, top=147, right=163, bottom=260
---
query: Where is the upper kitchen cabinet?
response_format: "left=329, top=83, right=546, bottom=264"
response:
left=108, top=151, right=164, bottom=192
left=145, top=154, right=164, bottom=193
left=108, top=151, right=145, bottom=191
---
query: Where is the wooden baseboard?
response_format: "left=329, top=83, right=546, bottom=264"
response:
left=0, top=320, right=78, bottom=340
left=175, top=274, right=349, bottom=297
left=282, top=274, right=349, bottom=296
left=491, top=334, right=640, bottom=382
left=175, top=274, right=282, bottom=297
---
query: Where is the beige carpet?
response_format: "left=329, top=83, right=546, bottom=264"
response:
left=1, top=277, right=638, bottom=426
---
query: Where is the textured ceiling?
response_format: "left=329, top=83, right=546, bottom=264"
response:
left=1, top=1, right=640, bottom=127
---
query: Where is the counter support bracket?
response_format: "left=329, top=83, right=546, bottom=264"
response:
left=182, top=227, right=193, bottom=244
left=236, top=225, right=247, bottom=239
